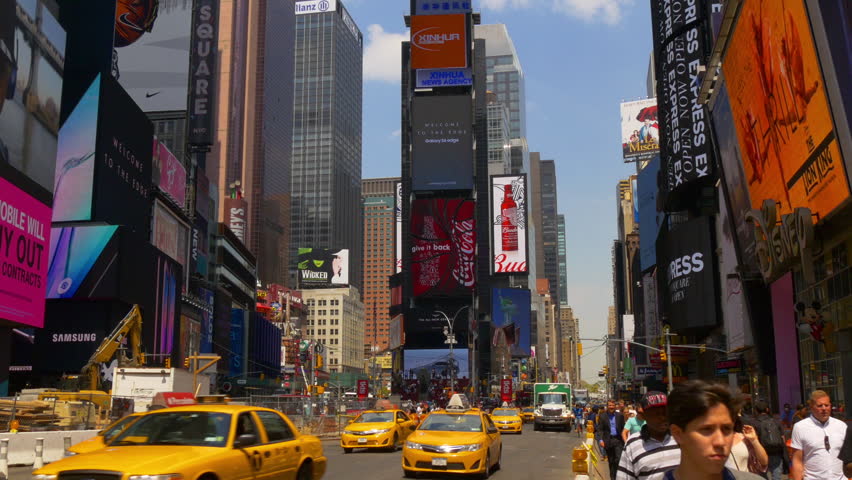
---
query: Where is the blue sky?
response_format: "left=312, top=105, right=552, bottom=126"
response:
left=344, top=0, right=651, bottom=383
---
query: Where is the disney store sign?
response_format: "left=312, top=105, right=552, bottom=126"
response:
left=745, top=200, right=815, bottom=284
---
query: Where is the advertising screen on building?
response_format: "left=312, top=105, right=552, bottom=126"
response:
left=414, top=1, right=472, bottom=14
left=657, top=216, right=718, bottom=333
left=404, top=348, right=469, bottom=380
left=154, top=140, right=187, bottom=208
left=491, top=175, right=528, bottom=275
left=46, top=225, right=119, bottom=299
left=297, top=248, right=349, bottom=288
left=148, top=250, right=180, bottom=359
left=638, top=156, right=663, bottom=271
left=389, top=315, right=403, bottom=349
left=0, top=176, right=52, bottom=327
left=198, top=287, right=214, bottom=353
left=492, top=288, right=531, bottom=357
left=187, top=0, right=218, bottom=145
left=410, top=14, right=467, bottom=70
left=152, top=201, right=190, bottom=289
left=404, top=300, right=470, bottom=349
left=411, top=95, right=473, bottom=191
left=410, top=198, right=476, bottom=297
left=0, top=0, right=65, bottom=194
left=724, top=0, right=850, bottom=219
left=223, top=197, right=247, bottom=243
left=395, top=181, right=402, bottom=273
left=620, top=99, right=659, bottom=163
left=114, top=0, right=191, bottom=112
left=415, top=68, right=473, bottom=88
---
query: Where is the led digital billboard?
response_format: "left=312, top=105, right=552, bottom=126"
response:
left=491, top=175, right=528, bottom=275
left=411, top=95, right=473, bottom=191
left=414, top=1, right=472, bottom=14
left=410, top=198, right=475, bottom=297
left=404, top=300, right=470, bottom=349
left=46, top=225, right=119, bottom=299
left=491, top=288, right=531, bottom=357
left=638, top=156, right=663, bottom=272
left=223, top=197, right=248, bottom=243
left=410, top=14, right=467, bottom=70
left=620, top=99, right=659, bottom=163
left=404, top=348, right=469, bottom=380
left=297, top=248, right=349, bottom=288
left=154, top=140, right=187, bottom=208
left=724, top=0, right=850, bottom=218
left=149, top=250, right=180, bottom=360
left=395, top=181, right=402, bottom=274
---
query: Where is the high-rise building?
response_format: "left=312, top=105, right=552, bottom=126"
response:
left=362, top=177, right=398, bottom=350
left=474, top=24, right=526, bottom=140
left=486, top=92, right=511, bottom=176
left=209, top=0, right=295, bottom=289
left=560, top=306, right=580, bottom=385
left=301, top=287, right=365, bottom=373
left=557, top=214, right=568, bottom=306
left=289, top=1, right=363, bottom=292
left=540, top=160, right=560, bottom=307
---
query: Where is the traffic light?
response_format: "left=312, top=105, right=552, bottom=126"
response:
left=660, top=351, right=667, bottom=362
left=164, top=358, right=171, bottom=368
left=316, top=354, right=324, bottom=369
left=699, top=344, right=707, bottom=354
left=577, top=343, right=583, bottom=356
left=184, top=357, right=191, bottom=369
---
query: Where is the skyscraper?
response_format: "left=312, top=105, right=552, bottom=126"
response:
left=362, top=177, right=399, bottom=350
left=474, top=24, right=526, bottom=140
left=557, top=214, right=568, bottom=307
left=290, top=1, right=363, bottom=291
left=540, top=159, right=560, bottom=307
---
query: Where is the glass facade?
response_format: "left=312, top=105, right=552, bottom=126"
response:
left=486, top=102, right=511, bottom=175
left=540, top=160, right=559, bottom=306
left=475, top=25, right=526, bottom=142
left=557, top=214, right=568, bottom=307
left=290, top=2, right=363, bottom=291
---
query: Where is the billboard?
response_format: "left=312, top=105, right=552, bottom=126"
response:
left=114, top=0, right=192, bottom=112
left=230, top=309, right=245, bottom=376
left=52, top=74, right=154, bottom=234
left=187, top=0, right=218, bottom=146
left=46, top=225, right=119, bottom=299
left=620, top=99, right=659, bottom=163
left=491, top=175, right=528, bottom=275
left=491, top=288, right=532, bottom=357
left=414, top=1, right=472, bottom=14
left=295, top=0, right=337, bottom=14
left=198, top=287, right=214, bottom=353
left=404, top=299, right=470, bottom=349
left=717, top=188, right=752, bottom=352
left=657, top=216, right=718, bottom=333
left=389, top=315, right=404, bottom=349
left=404, top=348, right=470, bottom=380
left=296, top=248, right=349, bottom=288
left=411, top=95, right=473, bottom=191
left=0, top=0, right=65, bottom=193
left=724, top=0, right=850, bottom=219
left=148, top=250, right=180, bottom=359
left=415, top=68, right=473, bottom=88
left=152, top=201, right=190, bottom=290
left=410, top=198, right=475, bottom=297
left=395, top=181, right=402, bottom=273
left=410, top=14, right=467, bottom=70
left=0, top=176, right=52, bottom=327
left=223, top=197, right=247, bottom=243
left=638, top=156, right=663, bottom=271
left=154, top=140, right=187, bottom=208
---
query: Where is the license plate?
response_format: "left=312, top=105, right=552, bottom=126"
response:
left=432, top=458, right=447, bottom=467
left=358, top=438, right=367, bottom=444
left=501, top=426, right=510, bottom=429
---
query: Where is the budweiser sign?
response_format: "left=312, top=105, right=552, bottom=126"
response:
left=410, top=198, right=476, bottom=297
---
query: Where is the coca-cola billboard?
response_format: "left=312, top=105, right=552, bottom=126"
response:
left=357, top=379, right=369, bottom=399
left=410, top=198, right=476, bottom=297
left=490, top=175, right=528, bottom=275
left=500, top=378, right=513, bottom=403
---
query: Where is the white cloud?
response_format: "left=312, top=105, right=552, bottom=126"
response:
left=363, top=24, right=408, bottom=84
left=480, top=0, right=534, bottom=10
left=551, top=0, right=631, bottom=25
left=390, top=129, right=401, bottom=138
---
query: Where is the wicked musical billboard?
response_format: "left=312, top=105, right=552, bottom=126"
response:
left=296, top=248, right=349, bottom=288
left=724, top=0, right=850, bottom=218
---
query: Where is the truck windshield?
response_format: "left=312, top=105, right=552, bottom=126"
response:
left=539, top=394, right=567, bottom=404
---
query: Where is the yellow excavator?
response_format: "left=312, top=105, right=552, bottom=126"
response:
left=39, top=305, right=145, bottom=410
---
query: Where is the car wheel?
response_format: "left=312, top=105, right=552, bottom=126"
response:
left=403, top=469, right=418, bottom=478
left=343, top=447, right=353, bottom=454
left=389, top=434, right=399, bottom=452
left=479, top=452, right=491, bottom=479
left=533, top=423, right=540, bottom=431
left=296, top=463, right=312, bottom=480
left=494, top=447, right=502, bottom=471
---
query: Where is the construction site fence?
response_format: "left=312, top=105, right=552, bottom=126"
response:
left=1, top=394, right=382, bottom=437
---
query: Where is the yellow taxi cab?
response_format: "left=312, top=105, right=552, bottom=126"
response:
left=33, top=404, right=327, bottom=480
left=340, top=409, right=417, bottom=453
left=490, top=408, right=523, bottom=434
left=402, top=394, right=502, bottom=479
left=520, top=407, right=535, bottom=423
left=68, top=412, right=144, bottom=454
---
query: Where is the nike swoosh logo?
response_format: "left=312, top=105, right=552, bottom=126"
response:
left=146, top=91, right=161, bottom=98
left=118, top=13, right=145, bottom=33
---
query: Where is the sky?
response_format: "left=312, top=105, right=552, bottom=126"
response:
left=343, top=0, right=652, bottom=384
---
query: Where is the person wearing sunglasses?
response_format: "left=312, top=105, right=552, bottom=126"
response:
left=790, top=390, right=847, bottom=480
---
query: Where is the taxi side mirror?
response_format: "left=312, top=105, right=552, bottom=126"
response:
left=234, top=433, right=258, bottom=448
left=487, top=426, right=498, bottom=434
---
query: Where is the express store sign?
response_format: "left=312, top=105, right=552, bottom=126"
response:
left=410, top=14, right=467, bottom=70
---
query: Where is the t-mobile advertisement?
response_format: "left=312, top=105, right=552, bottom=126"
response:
left=0, top=176, right=52, bottom=327
left=658, top=216, right=719, bottom=333
left=411, top=95, right=473, bottom=191
left=410, top=198, right=476, bottom=297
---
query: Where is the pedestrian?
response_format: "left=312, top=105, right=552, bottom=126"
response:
left=665, top=380, right=763, bottom=480
left=622, top=407, right=646, bottom=443
left=615, top=391, right=679, bottom=480
left=597, top=400, right=626, bottom=480
left=837, top=425, right=852, bottom=477
left=791, top=403, right=808, bottom=425
left=752, top=401, right=787, bottom=480
left=790, top=390, right=847, bottom=480
left=725, top=414, right=768, bottom=474
left=780, top=403, right=794, bottom=430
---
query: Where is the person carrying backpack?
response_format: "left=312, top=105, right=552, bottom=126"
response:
left=753, top=401, right=787, bottom=480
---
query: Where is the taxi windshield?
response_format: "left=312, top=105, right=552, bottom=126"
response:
left=492, top=409, right=519, bottom=416
left=101, top=415, right=139, bottom=442
left=523, top=408, right=534, bottom=413
left=110, top=411, right=231, bottom=447
left=355, top=412, right=395, bottom=423
left=419, top=413, right=483, bottom=432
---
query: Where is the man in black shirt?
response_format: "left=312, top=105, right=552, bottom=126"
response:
left=597, top=400, right=626, bottom=480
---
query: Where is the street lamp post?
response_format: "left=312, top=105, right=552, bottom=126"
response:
left=435, top=305, right=469, bottom=397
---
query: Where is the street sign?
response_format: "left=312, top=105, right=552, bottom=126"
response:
left=315, top=343, right=324, bottom=353
left=637, top=367, right=662, bottom=376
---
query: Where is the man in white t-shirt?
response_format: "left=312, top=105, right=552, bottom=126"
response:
left=790, top=390, right=847, bottom=480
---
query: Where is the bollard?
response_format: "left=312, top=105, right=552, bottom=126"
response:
left=33, top=437, right=44, bottom=470
left=1, top=438, right=9, bottom=480
left=64, top=436, right=72, bottom=457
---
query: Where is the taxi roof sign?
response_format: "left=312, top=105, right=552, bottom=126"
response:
left=445, top=393, right=472, bottom=411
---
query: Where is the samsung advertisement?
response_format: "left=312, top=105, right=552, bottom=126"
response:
left=411, top=95, right=473, bottom=191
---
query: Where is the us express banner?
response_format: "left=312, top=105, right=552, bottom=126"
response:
left=723, top=0, right=850, bottom=219
left=491, top=175, right=528, bottom=275
left=410, top=198, right=475, bottom=297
